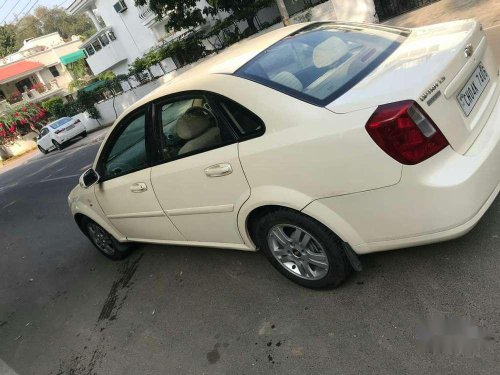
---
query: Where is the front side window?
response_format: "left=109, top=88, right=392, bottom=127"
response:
left=236, top=23, right=407, bottom=105
left=40, top=128, right=49, bottom=137
left=101, top=112, right=147, bottom=178
left=156, top=96, right=234, bottom=162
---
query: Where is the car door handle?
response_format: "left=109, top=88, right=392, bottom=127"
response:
left=130, top=182, right=148, bottom=193
left=204, top=163, right=233, bottom=177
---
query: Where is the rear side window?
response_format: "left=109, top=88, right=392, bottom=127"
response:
left=236, top=23, right=407, bottom=106
left=217, top=98, right=264, bottom=137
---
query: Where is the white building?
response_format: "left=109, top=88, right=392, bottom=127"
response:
left=66, top=0, right=200, bottom=75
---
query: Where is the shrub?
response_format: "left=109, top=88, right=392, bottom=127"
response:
left=41, top=97, right=65, bottom=118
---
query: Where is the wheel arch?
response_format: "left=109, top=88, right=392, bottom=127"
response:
left=71, top=200, right=127, bottom=243
left=240, top=195, right=364, bottom=253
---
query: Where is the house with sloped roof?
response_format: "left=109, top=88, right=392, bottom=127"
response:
left=0, top=32, right=88, bottom=108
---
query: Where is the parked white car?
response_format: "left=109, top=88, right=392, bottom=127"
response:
left=69, top=20, right=500, bottom=288
left=37, top=116, right=87, bottom=154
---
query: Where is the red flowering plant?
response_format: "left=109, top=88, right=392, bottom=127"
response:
left=32, top=82, right=46, bottom=93
left=0, top=102, right=48, bottom=144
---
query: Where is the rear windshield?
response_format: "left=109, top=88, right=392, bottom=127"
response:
left=50, top=117, right=72, bottom=129
left=235, top=23, right=408, bottom=106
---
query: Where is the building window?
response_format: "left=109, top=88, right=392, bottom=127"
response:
left=99, top=34, right=110, bottom=46
left=85, top=45, right=95, bottom=56
left=16, top=77, right=34, bottom=93
left=91, top=39, right=102, bottom=52
left=49, top=66, right=60, bottom=77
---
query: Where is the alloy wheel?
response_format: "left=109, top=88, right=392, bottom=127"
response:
left=267, top=224, right=329, bottom=280
left=87, top=222, right=115, bottom=255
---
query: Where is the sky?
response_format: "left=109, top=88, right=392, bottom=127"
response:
left=0, top=0, right=74, bottom=25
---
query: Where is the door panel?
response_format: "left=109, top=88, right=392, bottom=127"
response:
left=94, top=107, right=183, bottom=242
left=150, top=143, right=250, bottom=244
left=95, top=168, right=184, bottom=241
left=39, top=135, right=52, bottom=149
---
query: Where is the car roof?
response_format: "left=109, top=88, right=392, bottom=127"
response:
left=116, top=23, right=308, bottom=121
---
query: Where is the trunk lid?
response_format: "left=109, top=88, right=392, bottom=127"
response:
left=328, top=20, right=500, bottom=154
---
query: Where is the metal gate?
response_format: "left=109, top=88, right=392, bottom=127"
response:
left=374, top=0, right=441, bottom=21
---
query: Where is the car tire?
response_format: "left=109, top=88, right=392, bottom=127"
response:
left=82, top=217, right=134, bottom=260
left=52, top=139, right=63, bottom=150
left=254, top=209, right=353, bottom=289
left=81, top=131, right=87, bottom=138
left=38, top=145, right=48, bottom=154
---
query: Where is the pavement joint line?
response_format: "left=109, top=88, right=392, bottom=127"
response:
left=80, top=163, right=93, bottom=171
left=0, top=183, right=18, bottom=193
left=24, top=157, right=64, bottom=179
left=39, top=174, right=81, bottom=183
left=2, top=201, right=16, bottom=209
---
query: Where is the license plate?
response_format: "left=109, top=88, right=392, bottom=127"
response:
left=457, top=63, right=490, bottom=116
left=65, top=125, right=75, bottom=131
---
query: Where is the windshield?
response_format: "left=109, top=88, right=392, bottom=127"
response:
left=236, top=23, right=408, bottom=106
left=49, top=117, right=72, bottom=129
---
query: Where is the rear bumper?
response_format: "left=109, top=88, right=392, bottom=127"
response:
left=55, top=124, right=86, bottom=143
left=307, top=91, right=500, bottom=254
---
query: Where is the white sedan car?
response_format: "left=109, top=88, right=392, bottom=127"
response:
left=37, top=116, right=87, bottom=154
left=69, top=20, right=500, bottom=288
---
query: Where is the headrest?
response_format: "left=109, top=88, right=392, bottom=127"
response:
left=312, top=36, right=349, bottom=68
left=177, top=109, right=212, bottom=140
left=272, top=71, right=303, bottom=91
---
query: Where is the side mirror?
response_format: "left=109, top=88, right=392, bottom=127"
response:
left=79, top=168, right=100, bottom=188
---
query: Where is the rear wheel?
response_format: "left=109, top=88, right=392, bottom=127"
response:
left=52, top=139, right=63, bottom=150
left=254, top=209, right=353, bottom=289
left=38, top=145, right=48, bottom=154
left=82, top=218, right=133, bottom=260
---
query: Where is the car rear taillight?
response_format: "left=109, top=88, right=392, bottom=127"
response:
left=365, top=100, right=449, bottom=165
left=74, top=119, right=81, bottom=124
left=55, top=129, right=64, bottom=134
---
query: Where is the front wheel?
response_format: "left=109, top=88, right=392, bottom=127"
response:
left=82, top=218, right=133, bottom=260
left=38, top=145, right=48, bottom=154
left=254, top=209, right=353, bottom=289
left=81, top=131, right=87, bottom=138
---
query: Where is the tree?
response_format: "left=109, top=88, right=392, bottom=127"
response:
left=275, top=0, right=290, bottom=26
left=33, top=6, right=96, bottom=39
left=135, top=0, right=273, bottom=34
left=205, top=0, right=273, bottom=34
left=135, top=0, right=206, bottom=32
left=0, top=24, right=17, bottom=58
left=12, top=6, right=95, bottom=50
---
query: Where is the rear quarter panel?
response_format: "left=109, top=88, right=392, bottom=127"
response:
left=199, top=75, right=402, bottom=198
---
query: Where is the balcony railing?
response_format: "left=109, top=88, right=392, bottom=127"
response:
left=138, top=3, right=158, bottom=27
left=6, top=81, right=62, bottom=104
